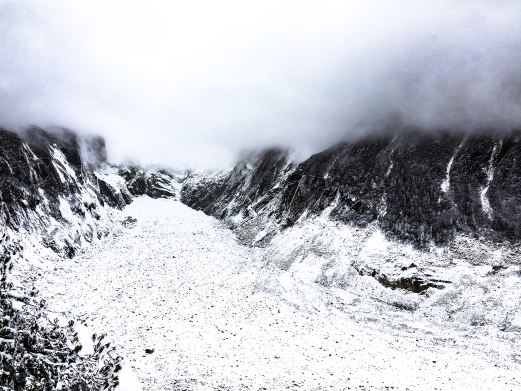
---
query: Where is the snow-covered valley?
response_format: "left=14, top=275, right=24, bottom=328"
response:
left=18, top=196, right=521, bottom=391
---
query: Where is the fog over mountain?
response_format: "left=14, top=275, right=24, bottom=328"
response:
left=1, top=0, right=521, bottom=168
left=4, top=3, right=521, bottom=389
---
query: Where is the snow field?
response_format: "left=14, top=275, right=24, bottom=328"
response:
left=22, top=197, right=521, bottom=390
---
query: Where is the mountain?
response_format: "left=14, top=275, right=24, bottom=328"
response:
left=0, top=126, right=131, bottom=256
left=0, top=127, right=185, bottom=257
left=5, top=125, right=519, bottom=257
left=2, top=126, right=521, bottom=389
left=182, top=130, right=521, bottom=248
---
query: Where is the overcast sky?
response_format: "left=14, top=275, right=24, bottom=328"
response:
left=1, top=0, right=521, bottom=169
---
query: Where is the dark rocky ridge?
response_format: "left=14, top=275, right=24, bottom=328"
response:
left=182, top=130, right=521, bottom=248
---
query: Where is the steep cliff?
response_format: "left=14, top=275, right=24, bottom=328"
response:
left=0, top=126, right=133, bottom=256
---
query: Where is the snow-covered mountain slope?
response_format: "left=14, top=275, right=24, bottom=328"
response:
left=0, top=127, right=132, bottom=256
left=182, top=130, right=521, bottom=248
left=264, top=212, right=521, bottom=334
left=0, top=126, right=191, bottom=390
left=0, top=128, right=137, bottom=390
left=0, top=125, right=181, bottom=256
left=22, top=197, right=521, bottom=391
left=180, top=131, right=521, bottom=301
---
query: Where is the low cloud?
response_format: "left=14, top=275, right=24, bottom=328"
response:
left=1, top=0, right=521, bottom=169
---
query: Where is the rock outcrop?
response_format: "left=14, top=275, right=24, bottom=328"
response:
left=118, top=166, right=181, bottom=199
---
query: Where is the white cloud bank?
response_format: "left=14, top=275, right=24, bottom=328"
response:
left=1, top=0, right=521, bottom=168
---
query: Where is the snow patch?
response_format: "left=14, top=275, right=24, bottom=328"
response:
left=441, top=138, right=466, bottom=195
left=51, top=145, right=78, bottom=182
left=480, top=141, right=502, bottom=220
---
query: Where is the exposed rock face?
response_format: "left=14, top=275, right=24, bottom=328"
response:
left=97, top=176, right=133, bottom=208
left=118, top=166, right=181, bottom=199
left=355, top=267, right=448, bottom=294
left=0, top=127, right=131, bottom=256
left=183, top=149, right=291, bottom=216
left=182, top=148, right=294, bottom=244
left=182, top=130, right=521, bottom=248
